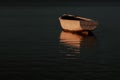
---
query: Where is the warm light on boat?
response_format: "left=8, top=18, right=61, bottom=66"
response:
left=59, top=14, right=98, bottom=32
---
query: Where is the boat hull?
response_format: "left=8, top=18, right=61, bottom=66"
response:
left=59, top=14, right=98, bottom=32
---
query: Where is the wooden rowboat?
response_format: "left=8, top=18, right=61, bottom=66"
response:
left=59, top=14, right=98, bottom=32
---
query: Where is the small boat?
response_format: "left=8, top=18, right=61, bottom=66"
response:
left=59, top=14, right=98, bottom=32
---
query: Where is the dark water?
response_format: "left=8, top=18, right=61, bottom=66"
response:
left=0, top=6, right=120, bottom=79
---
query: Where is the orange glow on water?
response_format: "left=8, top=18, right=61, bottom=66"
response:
left=59, top=31, right=97, bottom=59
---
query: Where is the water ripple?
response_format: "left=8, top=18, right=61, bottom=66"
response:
left=59, top=31, right=97, bottom=59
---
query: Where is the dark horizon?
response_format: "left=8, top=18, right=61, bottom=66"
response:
left=0, top=0, right=120, bottom=6
left=1, top=0, right=120, bottom=2
left=0, top=2, right=120, bottom=7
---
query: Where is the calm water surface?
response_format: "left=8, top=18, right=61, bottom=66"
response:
left=0, top=6, right=120, bottom=79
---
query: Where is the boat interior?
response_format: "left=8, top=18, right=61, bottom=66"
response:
left=61, top=15, right=82, bottom=20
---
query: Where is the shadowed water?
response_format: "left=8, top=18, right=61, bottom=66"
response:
left=0, top=6, right=120, bottom=79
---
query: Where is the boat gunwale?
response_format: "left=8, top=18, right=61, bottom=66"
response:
left=59, top=14, right=94, bottom=22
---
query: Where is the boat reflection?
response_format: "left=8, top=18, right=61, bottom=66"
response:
left=59, top=31, right=97, bottom=59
